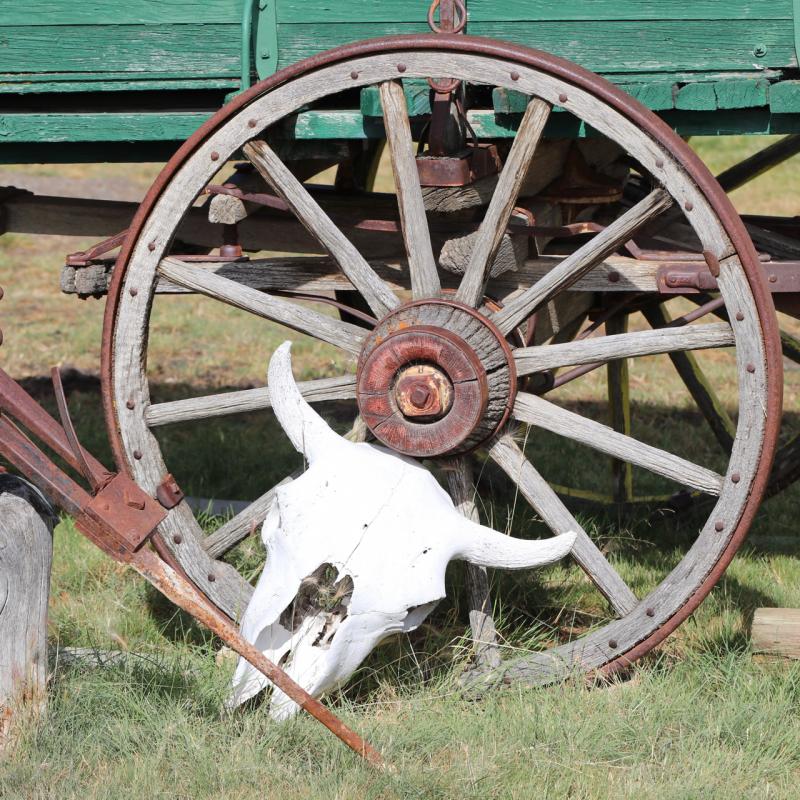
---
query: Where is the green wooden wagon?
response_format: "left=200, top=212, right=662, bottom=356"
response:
left=2, top=0, right=799, bottom=754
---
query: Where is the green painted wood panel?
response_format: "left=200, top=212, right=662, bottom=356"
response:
left=0, top=25, right=241, bottom=76
left=273, top=21, right=796, bottom=75
left=770, top=80, right=800, bottom=112
left=0, top=1, right=242, bottom=25
left=275, top=0, right=793, bottom=23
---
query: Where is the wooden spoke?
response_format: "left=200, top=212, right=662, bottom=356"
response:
left=158, top=257, right=366, bottom=355
left=489, top=435, right=638, bottom=617
left=146, top=375, right=357, bottom=428
left=243, top=139, right=400, bottom=318
left=446, top=457, right=501, bottom=669
left=379, top=80, right=441, bottom=300
left=514, top=321, right=734, bottom=375
left=455, top=98, right=551, bottom=307
left=203, top=476, right=295, bottom=559
left=493, top=189, right=673, bottom=334
left=513, top=393, right=724, bottom=495
left=642, top=304, right=736, bottom=451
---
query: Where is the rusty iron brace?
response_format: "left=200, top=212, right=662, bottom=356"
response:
left=0, top=367, right=383, bottom=767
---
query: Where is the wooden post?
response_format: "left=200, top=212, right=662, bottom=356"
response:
left=0, top=475, right=56, bottom=748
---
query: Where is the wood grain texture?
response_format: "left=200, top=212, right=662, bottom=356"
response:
left=456, top=98, right=551, bottom=307
left=514, top=322, right=735, bottom=374
left=157, top=258, right=366, bottom=355
left=244, top=140, right=399, bottom=318
left=513, top=393, right=724, bottom=495
left=493, top=189, right=673, bottom=334
left=751, top=608, right=800, bottom=659
left=146, top=375, right=357, bottom=427
left=379, top=80, right=440, bottom=299
left=447, top=457, right=501, bottom=670
left=0, top=487, right=54, bottom=743
left=488, top=435, right=638, bottom=617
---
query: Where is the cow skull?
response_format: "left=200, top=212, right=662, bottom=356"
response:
left=229, top=342, right=575, bottom=719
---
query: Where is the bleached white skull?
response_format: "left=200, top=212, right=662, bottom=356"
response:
left=229, top=342, right=575, bottom=719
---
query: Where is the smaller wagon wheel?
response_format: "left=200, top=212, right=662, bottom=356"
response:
left=102, top=36, right=780, bottom=688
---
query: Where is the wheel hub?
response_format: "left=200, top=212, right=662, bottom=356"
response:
left=356, top=300, right=517, bottom=457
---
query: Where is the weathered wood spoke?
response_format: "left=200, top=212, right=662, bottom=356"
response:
left=493, top=189, right=673, bottom=334
left=158, top=257, right=366, bottom=354
left=243, top=139, right=400, bottom=318
left=379, top=80, right=440, bottom=300
left=146, top=375, right=357, bottom=428
left=488, top=435, right=638, bottom=617
left=203, top=476, right=295, bottom=559
left=455, top=98, right=551, bottom=307
left=513, top=393, right=724, bottom=495
left=446, top=456, right=501, bottom=669
left=514, top=322, right=735, bottom=375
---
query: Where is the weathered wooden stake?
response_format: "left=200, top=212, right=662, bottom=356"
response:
left=0, top=475, right=56, bottom=748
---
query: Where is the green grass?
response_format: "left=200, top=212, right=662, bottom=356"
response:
left=1, top=136, right=800, bottom=797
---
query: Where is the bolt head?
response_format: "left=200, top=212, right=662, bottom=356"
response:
left=394, top=365, right=453, bottom=420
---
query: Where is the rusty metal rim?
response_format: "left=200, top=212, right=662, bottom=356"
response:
left=102, top=34, right=781, bottom=675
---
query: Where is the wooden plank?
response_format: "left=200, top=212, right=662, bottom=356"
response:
left=751, top=608, right=800, bottom=659
left=513, top=323, right=735, bottom=374
left=157, top=258, right=367, bottom=355
left=770, top=80, right=800, bottom=112
left=488, top=435, right=638, bottom=617
left=713, top=78, right=769, bottom=109
left=276, top=0, right=793, bottom=24
left=513, top=393, right=725, bottom=495
left=0, top=25, right=241, bottom=77
left=675, top=83, right=719, bottom=111
left=620, top=82, right=675, bottom=111
left=146, top=375, right=357, bottom=427
left=244, top=140, right=400, bottom=318
left=379, top=80, right=440, bottom=300
left=456, top=98, right=551, bottom=306
left=0, top=2, right=240, bottom=25
left=275, top=21, right=798, bottom=74
left=492, top=189, right=673, bottom=335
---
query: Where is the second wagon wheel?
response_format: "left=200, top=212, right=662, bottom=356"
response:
left=102, top=36, right=781, bottom=687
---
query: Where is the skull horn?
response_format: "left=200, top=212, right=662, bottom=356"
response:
left=453, top=520, right=576, bottom=570
left=268, top=341, right=346, bottom=462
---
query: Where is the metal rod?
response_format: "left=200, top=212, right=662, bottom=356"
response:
left=716, top=134, right=800, bottom=193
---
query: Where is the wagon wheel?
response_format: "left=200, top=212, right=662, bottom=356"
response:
left=102, top=36, right=780, bottom=687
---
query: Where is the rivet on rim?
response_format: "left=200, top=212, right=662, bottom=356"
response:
left=173, top=534, right=183, bottom=544
left=350, top=70, right=359, bottom=79
left=735, top=311, right=745, bottom=321
left=510, top=70, right=520, bottom=81
left=133, top=450, right=142, bottom=460
left=558, top=92, right=568, bottom=103
left=129, top=287, right=138, bottom=297
left=684, top=200, right=694, bottom=211
left=646, top=608, right=655, bottom=617
left=655, top=158, right=665, bottom=168
left=126, top=399, right=135, bottom=410
left=714, top=520, right=724, bottom=532
left=746, top=363, right=756, bottom=373
left=397, top=63, right=407, bottom=72
left=210, top=151, right=220, bottom=161
left=608, top=639, right=618, bottom=649
left=248, top=119, right=257, bottom=128
left=607, top=271, right=620, bottom=283
left=208, top=573, right=217, bottom=582
left=148, top=242, right=156, bottom=252
left=731, top=472, right=741, bottom=484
